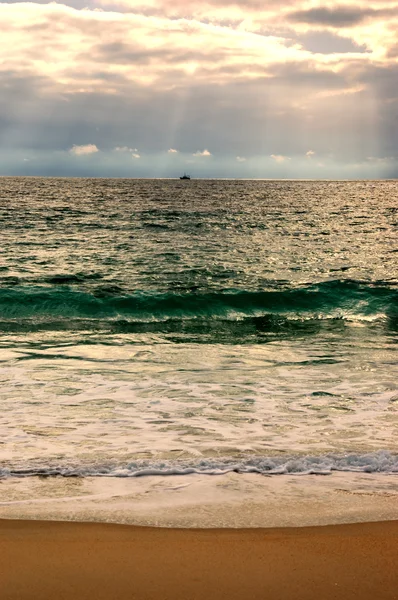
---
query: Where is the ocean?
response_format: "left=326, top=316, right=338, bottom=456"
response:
left=0, top=177, right=397, bottom=525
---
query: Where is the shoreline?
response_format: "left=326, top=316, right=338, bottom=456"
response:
left=1, top=471, right=398, bottom=528
left=1, top=518, right=397, bottom=599
left=1, top=473, right=397, bottom=599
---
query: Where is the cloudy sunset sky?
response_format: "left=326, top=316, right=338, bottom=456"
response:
left=1, top=0, right=398, bottom=178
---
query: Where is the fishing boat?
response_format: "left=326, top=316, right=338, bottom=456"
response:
left=180, top=173, right=191, bottom=180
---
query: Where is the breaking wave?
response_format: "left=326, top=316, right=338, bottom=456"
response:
left=1, top=451, right=397, bottom=479
left=0, top=280, right=396, bottom=337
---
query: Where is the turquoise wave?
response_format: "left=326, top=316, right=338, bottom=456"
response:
left=0, top=280, right=396, bottom=336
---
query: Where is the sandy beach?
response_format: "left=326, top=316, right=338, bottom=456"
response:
left=1, top=518, right=397, bottom=600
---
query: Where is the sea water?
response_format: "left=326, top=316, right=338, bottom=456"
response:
left=0, top=178, right=397, bottom=523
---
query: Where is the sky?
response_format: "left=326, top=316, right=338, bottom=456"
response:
left=1, top=0, right=398, bottom=178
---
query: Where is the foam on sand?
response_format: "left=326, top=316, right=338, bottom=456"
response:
left=1, top=471, right=398, bottom=528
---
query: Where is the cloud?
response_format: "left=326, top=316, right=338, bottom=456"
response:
left=306, top=150, right=315, bottom=157
left=95, top=0, right=295, bottom=24
left=0, top=1, right=397, bottom=177
left=114, top=146, right=138, bottom=152
left=168, top=148, right=178, bottom=153
left=193, top=149, right=212, bottom=157
left=270, top=154, right=290, bottom=163
left=288, top=6, right=397, bottom=28
left=131, top=153, right=140, bottom=158
left=289, top=6, right=368, bottom=28
left=297, top=31, right=369, bottom=55
left=0, top=2, right=317, bottom=95
left=365, top=155, right=396, bottom=163
left=69, top=144, right=99, bottom=155
left=236, top=156, right=246, bottom=162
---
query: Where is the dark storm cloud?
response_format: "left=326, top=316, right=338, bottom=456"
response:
left=288, top=5, right=398, bottom=28
left=1, top=68, right=270, bottom=155
left=2, top=57, right=396, bottom=166
left=83, top=41, right=228, bottom=66
left=298, top=31, right=369, bottom=54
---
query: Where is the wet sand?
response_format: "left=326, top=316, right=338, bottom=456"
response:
left=1, top=519, right=397, bottom=600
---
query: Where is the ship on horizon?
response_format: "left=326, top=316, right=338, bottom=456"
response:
left=179, top=173, right=191, bottom=180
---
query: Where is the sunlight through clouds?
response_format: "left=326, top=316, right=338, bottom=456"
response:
left=0, top=0, right=397, bottom=177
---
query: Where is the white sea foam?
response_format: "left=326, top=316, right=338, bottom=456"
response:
left=1, top=340, right=397, bottom=473
left=1, top=451, right=397, bottom=479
